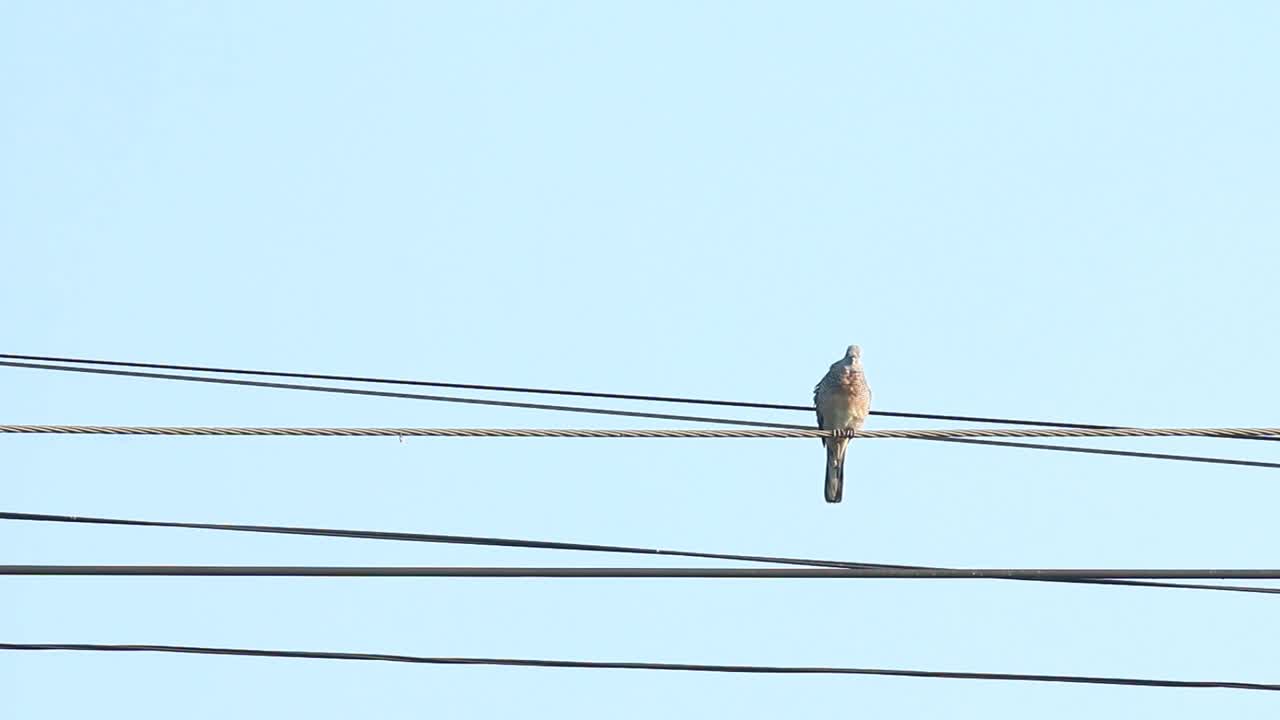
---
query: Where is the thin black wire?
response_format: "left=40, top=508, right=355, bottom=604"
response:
left=3, top=643, right=1274, bottom=692
left=3, top=360, right=1276, bottom=470
left=0, top=360, right=801, bottom=429
left=3, top=511, right=1275, bottom=595
left=930, top=437, right=1280, bottom=469
left=7, top=353, right=1269, bottom=435
left=0, top=352, right=1063, bottom=425
left=5, top=565, right=1280, bottom=578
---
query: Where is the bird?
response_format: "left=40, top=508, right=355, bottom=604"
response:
left=813, top=345, right=872, bottom=503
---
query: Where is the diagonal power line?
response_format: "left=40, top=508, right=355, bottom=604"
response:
left=7, top=353, right=1277, bottom=437
left=5, top=566, right=1280, bottom=579
left=0, top=353, right=1093, bottom=425
left=0, top=361, right=802, bottom=429
left=3, top=510, right=1274, bottom=595
left=928, top=437, right=1280, bottom=468
left=2, top=424, right=1278, bottom=439
left=2, top=361, right=1276, bottom=469
left=3, top=643, right=1276, bottom=692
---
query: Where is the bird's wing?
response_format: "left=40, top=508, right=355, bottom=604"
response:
left=813, top=381, right=827, bottom=445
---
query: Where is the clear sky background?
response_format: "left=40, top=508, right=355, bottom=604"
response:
left=3, top=1, right=1279, bottom=716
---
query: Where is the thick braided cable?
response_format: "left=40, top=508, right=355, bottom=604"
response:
left=1, top=425, right=1279, bottom=439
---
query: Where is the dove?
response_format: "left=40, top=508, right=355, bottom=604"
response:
left=813, top=345, right=872, bottom=503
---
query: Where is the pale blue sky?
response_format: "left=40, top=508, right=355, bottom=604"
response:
left=4, top=1, right=1280, bottom=716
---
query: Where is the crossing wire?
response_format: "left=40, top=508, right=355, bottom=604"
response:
left=0, top=361, right=803, bottom=429
left=0, top=352, right=1113, bottom=427
left=5, top=352, right=1278, bottom=443
left=3, top=510, right=1274, bottom=594
left=3, top=643, right=1275, bottom=692
left=4, top=361, right=1277, bottom=469
left=10, top=353, right=1280, bottom=438
left=1, top=424, right=1278, bottom=440
left=6, top=565, right=1280, bottom=579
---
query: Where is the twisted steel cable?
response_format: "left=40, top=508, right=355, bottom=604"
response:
left=5, top=565, right=1280, bottom=578
left=1, top=424, right=1279, bottom=439
left=3, top=360, right=1276, bottom=467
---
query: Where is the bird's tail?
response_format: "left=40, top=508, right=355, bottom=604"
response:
left=824, top=439, right=848, bottom=503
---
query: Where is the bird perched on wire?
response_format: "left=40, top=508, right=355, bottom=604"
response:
left=814, top=345, right=872, bottom=503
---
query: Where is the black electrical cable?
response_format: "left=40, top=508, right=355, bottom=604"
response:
left=7, top=353, right=1273, bottom=436
left=3, top=643, right=1274, bottom=692
left=4, top=511, right=1275, bottom=594
left=2, top=360, right=1275, bottom=469
left=5, top=565, right=1280, bottom=579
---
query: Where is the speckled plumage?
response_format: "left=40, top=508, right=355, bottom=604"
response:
left=813, top=345, right=872, bottom=503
